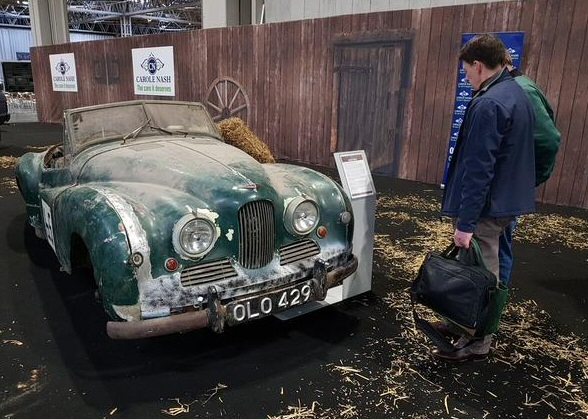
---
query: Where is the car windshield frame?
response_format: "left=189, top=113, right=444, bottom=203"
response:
left=63, top=100, right=221, bottom=157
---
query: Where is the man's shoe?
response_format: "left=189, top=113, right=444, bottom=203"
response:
left=430, top=335, right=492, bottom=362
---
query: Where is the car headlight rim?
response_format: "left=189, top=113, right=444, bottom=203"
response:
left=285, top=197, right=319, bottom=236
left=172, top=214, right=217, bottom=258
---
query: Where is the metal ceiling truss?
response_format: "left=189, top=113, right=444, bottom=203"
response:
left=0, top=0, right=202, bottom=36
left=0, top=1, right=31, bottom=26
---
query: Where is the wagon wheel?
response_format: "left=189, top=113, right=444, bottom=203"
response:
left=205, top=77, right=250, bottom=125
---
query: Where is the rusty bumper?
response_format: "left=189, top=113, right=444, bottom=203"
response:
left=106, top=255, right=358, bottom=340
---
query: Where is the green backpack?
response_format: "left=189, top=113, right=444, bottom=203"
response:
left=515, top=75, right=561, bottom=186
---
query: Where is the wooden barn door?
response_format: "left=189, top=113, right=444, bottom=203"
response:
left=333, top=34, right=411, bottom=176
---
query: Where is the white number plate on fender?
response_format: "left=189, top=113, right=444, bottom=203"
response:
left=227, top=281, right=313, bottom=325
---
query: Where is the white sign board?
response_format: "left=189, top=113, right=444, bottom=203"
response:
left=49, top=53, right=78, bottom=92
left=132, top=46, right=175, bottom=96
left=335, top=150, right=375, bottom=200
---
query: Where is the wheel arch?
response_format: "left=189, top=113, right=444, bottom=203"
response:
left=54, top=186, right=142, bottom=316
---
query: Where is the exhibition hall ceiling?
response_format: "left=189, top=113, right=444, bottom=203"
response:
left=0, top=0, right=202, bottom=36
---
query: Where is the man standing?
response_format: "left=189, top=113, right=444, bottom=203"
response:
left=434, top=34, right=536, bottom=361
left=498, top=54, right=561, bottom=286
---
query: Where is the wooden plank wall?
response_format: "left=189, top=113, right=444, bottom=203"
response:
left=30, top=0, right=588, bottom=209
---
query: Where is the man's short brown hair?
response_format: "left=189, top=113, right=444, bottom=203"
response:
left=458, top=33, right=507, bottom=69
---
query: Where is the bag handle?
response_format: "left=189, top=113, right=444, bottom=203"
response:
left=441, top=237, right=488, bottom=270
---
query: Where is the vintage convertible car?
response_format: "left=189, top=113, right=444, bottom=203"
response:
left=15, top=100, right=357, bottom=339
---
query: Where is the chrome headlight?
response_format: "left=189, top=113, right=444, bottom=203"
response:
left=285, top=197, right=319, bottom=235
left=173, top=214, right=217, bottom=258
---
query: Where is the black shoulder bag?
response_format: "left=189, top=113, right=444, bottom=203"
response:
left=409, top=239, right=508, bottom=352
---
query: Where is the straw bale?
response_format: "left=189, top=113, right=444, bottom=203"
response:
left=216, top=117, right=275, bottom=163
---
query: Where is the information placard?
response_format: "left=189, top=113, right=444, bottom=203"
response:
left=336, top=151, right=375, bottom=200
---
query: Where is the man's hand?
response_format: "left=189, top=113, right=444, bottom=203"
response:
left=454, top=229, right=473, bottom=248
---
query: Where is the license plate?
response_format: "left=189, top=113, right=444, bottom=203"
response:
left=227, top=281, right=313, bottom=325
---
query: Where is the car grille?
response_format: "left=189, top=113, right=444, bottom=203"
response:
left=180, top=258, right=238, bottom=287
left=238, top=200, right=275, bottom=269
left=278, top=239, right=320, bottom=265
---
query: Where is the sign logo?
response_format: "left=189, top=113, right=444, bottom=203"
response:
left=141, top=54, right=164, bottom=75
left=56, top=59, right=70, bottom=75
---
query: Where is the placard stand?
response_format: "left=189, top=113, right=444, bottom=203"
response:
left=275, top=150, right=375, bottom=319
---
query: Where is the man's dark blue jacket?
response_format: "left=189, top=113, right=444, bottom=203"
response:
left=441, top=68, right=536, bottom=233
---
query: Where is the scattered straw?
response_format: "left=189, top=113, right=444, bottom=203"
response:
left=338, top=404, right=357, bottom=418
left=517, top=213, right=588, bottom=250
left=382, top=285, right=588, bottom=417
left=3, top=339, right=23, bottom=346
left=161, top=398, right=197, bottom=416
left=377, top=195, right=440, bottom=214
left=0, top=156, right=17, bottom=169
left=16, top=368, right=42, bottom=392
left=349, top=192, right=588, bottom=417
left=0, top=177, right=17, bottom=193
left=267, top=400, right=319, bottom=419
left=203, top=383, right=227, bottom=405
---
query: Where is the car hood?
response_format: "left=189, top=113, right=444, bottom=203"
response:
left=75, top=137, right=274, bottom=199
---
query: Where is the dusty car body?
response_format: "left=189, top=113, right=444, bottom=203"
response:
left=15, top=100, right=357, bottom=339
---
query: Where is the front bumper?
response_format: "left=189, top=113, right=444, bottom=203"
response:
left=106, top=255, right=358, bottom=339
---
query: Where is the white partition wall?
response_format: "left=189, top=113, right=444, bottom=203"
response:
left=265, top=0, right=515, bottom=22
left=29, top=0, right=69, bottom=46
left=202, top=0, right=263, bottom=28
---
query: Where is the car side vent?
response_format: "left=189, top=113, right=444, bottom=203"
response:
left=278, top=239, right=320, bottom=265
left=180, top=258, right=238, bottom=287
left=238, top=200, right=275, bottom=269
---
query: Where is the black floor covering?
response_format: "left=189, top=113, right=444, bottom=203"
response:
left=1, top=122, right=587, bottom=418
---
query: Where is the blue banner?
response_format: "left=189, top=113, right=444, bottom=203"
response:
left=16, top=52, right=30, bottom=61
left=441, top=32, right=525, bottom=187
